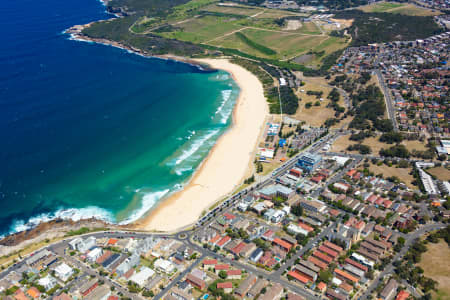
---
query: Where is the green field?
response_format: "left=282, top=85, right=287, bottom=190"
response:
left=359, top=1, right=441, bottom=16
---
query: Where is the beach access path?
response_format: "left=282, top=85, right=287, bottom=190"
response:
left=135, top=58, right=269, bottom=232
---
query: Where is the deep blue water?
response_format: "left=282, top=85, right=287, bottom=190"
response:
left=0, top=0, right=239, bottom=234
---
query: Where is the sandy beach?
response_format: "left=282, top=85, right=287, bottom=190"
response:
left=134, top=58, right=268, bottom=232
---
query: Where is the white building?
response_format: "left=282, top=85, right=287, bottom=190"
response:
left=87, top=247, right=103, bottom=262
left=154, top=259, right=175, bottom=274
left=38, top=275, right=56, bottom=291
left=77, top=236, right=96, bottom=253
left=129, top=267, right=155, bottom=287
left=54, top=263, right=73, bottom=282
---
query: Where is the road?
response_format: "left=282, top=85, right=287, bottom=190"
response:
left=375, top=69, right=398, bottom=132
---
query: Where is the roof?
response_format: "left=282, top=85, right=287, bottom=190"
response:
left=215, top=264, right=230, bottom=270
left=273, top=238, right=293, bottom=250
left=216, top=236, right=231, bottom=247
left=319, top=245, right=338, bottom=258
left=288, top=271, right=310, bottom=283
left=396, top=290, right=410, bottom=300
left=14, top=290, right=28, bottom=300
left=313, top=250, right=333, bottom=264
left=345, top=258, right=368, bottom=272
left=317, top=282, right=327, bottom=291
left=334, top=268, right=359, bottom=283
left=203, top=259, right=217, bottom=265
left=26, top=287, right=40, bottom=299
left=227, top=269, right=242, bottom=276
left=217, top=282, right=233, bottom=289
left=308, top=256, right=328, bottom=269
left=107, top=238, right=118, bottom=245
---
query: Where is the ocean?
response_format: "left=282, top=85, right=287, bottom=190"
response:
left=0, top=0, right=239, bottom=235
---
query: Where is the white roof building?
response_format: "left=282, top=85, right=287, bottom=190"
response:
left=154, top=259, right=175, bottom=274
left=38, top=275, right=56, bottom=291
left=87, top=247, right=103, bottom=262
left=54, top=263, right=73, bottom=282
left=130, top=267, right=155, bottom=287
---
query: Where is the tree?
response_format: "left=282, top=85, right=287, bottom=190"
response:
left=291, top=204, right=303, bottom=217
left=319, top=269, right=332, bottom=283
left=218, top=270, right=227, bottom=279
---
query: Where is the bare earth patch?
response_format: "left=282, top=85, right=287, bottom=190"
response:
left=426, top=166, right=450, bottom=181
left=284, top=20, right=302, bottom=31
left=417, top=240, right=450, bottom=299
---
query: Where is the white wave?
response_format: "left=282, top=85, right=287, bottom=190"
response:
left=9, top=206, right=114, bottom=235
left=174, top=129, right=219, bottom=165
left=175, top=166, right=193, bottom=176
left=215, top=90, right=232, bottom=116
left=118, top=189, right=170, bottom=225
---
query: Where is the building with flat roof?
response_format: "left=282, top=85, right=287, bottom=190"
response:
left=297, top=153, right=322, bottom=172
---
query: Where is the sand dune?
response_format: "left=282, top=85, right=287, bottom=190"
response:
left=134, top=58, right=268, bottom=232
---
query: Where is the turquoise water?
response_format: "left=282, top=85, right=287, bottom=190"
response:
left=0, top=0, right=239, bottom=234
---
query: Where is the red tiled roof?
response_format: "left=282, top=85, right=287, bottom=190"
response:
left=227, top=269, right=242, bottom=276
left=319, top=245, right=338, bottom=259
left=209, top=235, right=221, bottom=244
left=215, top=264, right=230, bottom=270
left=223, top=213, right=236, bottom=220
left=345, top=258, right=368, bottom=272
left=334, top=268, right=358, bottom=283
left=288, top=271, right=310, bottom=284
left=231, top=242, right=246, bottom=255
left=317, top=282, right=327, bottom=291
left=217, top=282, right=233, bottom=289
left=396, top=290, right=410, bottom=300
left=203, top=259, right=218, bottom=265
left=308, top=256, right=328, bottom=269
left=273, top=238, right=293, bottom=251
left=216, top=236, right=231, bottom=247
left=313, top=250, right=333, bottom=264
left=107, top=238, right=118, bottom=245
left=298, top=222, right=314, bottom=232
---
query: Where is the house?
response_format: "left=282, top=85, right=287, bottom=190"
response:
left=235, top=274, right=257, bottom=298
left=53, top=293, right=73, bottom=300
left=129, top=267, right=155, bottom=287
left=247, top=279, right=268, bottom=298
left=217, top=282, right=233, bottom=293
left=54, top=263, right=74, bottom=282
left=250, top=248, right=264, bottom=262
left=299, top=199, right=326, bottom=213
left=38, top=275, right=56, bottom=291
left=87, top=247, right=103, bottom=262
left=26, top=287, right=40, bottom=299
left=170, top=287, right=193, bottom=300
left=396, top=290, right=410, bottom=300
left=154, top=259, right=175, bottom=274
left=227, top=269, right=242, bottom=280
left=317, top=282, right=327, bottom=293
left=14, top=289, right=28, bottom=300
left=214, top=264, right=230, bottom=274
left=259, top=283, right=283, bottom=300
left=88, top=285, right=111, bottom=300
left=273, top=238, right=293, bottom=252
left=334, top=268, right=359, bottom=284
left=79, top=278, right=99, bottom=297
left=186, top=273, right=206, bottom=290
left=380, top=278, right=398, bottom=300
left=326, top=289, right=347, bottom=300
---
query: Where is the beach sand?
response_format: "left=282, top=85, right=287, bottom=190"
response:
left=134, top=58, right=268, bottom=232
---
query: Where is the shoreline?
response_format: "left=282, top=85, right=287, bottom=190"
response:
left=1, top=25, right=267, bottom=241
left=132, top=58, right=268, bottom=232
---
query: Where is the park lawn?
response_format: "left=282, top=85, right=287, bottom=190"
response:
left=295, top=103, right=336, bottom=127
left=160, top=15, right=242, bottom=43
left=359, top=2, right=441, bottom=16
left=417, top=240, right=450, bottom=299
left=200, top=3, right=264, bottom=16
left=401, top=140, right=428, bottom=152
left=330, top=135, right=388, bottom=155
left=426, top=166, right=450, bottom=181
left=360, top=2, right=404, bottom=12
